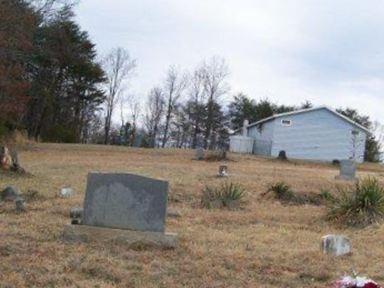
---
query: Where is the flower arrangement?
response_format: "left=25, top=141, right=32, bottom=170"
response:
left=333, top=274, right=382, bottom=288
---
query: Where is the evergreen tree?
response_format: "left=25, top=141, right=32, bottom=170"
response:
left=0, top=0, right=37, bottom=135
left=26, top=6, right=105, bottom=142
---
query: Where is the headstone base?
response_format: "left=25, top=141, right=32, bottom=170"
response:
left=62, top=225, right=177, bottom=249
left=335, top=175, right=358, bottom=181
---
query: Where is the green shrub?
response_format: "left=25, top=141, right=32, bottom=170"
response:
left=23, top=190, right=46, bottom=202
left=201, top=182, right=245, bottom=209
left=266, top=182, right=331, bottom=206
left=327, top=177, right=384, bottom=227
left=319, top=189, right=335, bottom=203
left=43, top=125, right=77, bottom=143
left=221, top=182, right=245, bottom=202
left=267, top=181, right=296, bottom=202
left=205, top=150, right=228, bottom=162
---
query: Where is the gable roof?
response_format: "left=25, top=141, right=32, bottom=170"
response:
left=246, top=106, right=370, bottom=133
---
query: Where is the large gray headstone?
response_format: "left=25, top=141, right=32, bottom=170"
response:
left=83, top=173, right=168, bottom=232
left=336, top=160, right=357, bottom=180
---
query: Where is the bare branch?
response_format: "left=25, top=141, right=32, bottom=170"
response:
left=102, top=47, right=136, bottom=144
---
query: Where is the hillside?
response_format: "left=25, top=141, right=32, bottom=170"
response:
left=1, top=144, right=384, bottom=287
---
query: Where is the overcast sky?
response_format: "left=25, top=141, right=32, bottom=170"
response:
left=75, top=0, right=384, bottom=123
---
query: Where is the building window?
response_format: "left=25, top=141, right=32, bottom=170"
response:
left=281, top=119, right=292, bottom=126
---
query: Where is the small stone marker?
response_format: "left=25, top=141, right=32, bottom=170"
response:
left=321, top=234, right=351, bottom=256
left=167, top=208, right=182, bottom=218
left=277, top=150, right=288, bottom=161
left=195, top=148, right=204, bottom=160
left=59, top=187, right=74, bottom=198
left=70, top=207, right=83, bottom=225
left=10, top=149, right=26, bottom=174
left=218, top=165, right=228, bottom=177
left=1, top=186, right=20, bottom=202
left=0, top=146, right=12, bottom=170
left=63, top=172, right=177, bottom=248
left=15, top=196, right=26, bottom=213
left=335, top=160, right=357, bottom=181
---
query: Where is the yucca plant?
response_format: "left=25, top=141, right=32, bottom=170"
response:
left=327, top=177, right=384, bottom=227
left=319, top=189, right=335, bottom=203
left=221, top=182, right=246, bottom=202
left=267, top=181, right=295, bottom=202
left=201, top=182, right=245, bottom=209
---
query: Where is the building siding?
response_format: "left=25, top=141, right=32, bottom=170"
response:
left=246, top=108, right=367, bottom=163
left=248, top=121, right=274, bottom=155
left=270, top=109, right=366, bottom=162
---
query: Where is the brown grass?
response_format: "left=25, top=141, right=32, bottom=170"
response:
left=1, top=143, right=384, bottom=287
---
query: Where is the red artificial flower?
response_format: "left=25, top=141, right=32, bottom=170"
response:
left=363, top=283, right=380, bottom=288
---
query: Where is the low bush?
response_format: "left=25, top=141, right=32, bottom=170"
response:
left=319, top=189, right=335, bottom=203
left=204, top=150, right=228, bottom=162
left=265, top=182, right=332, bottom=206
left=221, top=182, right=246, bottom=202
left=201, top=182, right=245, bottom=209
left=23, top=189, right=46, bottom=202
left=267, top=181, right=296, bottom=202
left=327, top=177, right=384, bottom=227
left=201, top=186, right=221, bottom=208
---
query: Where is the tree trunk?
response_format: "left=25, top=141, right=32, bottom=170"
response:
left=204, top=99, right=214, bottom=149
left=162, top=101, right=172, bottom=148
left=104, top=111, right=112, bottom=144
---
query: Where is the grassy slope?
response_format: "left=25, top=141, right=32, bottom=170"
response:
left=1, top=143, right=384, bottom=288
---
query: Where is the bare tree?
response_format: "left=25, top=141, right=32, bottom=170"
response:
left=29, top=0, right=77, bottom=19
left=201, top=57, right=230, bottom=149
left=119, top=93, right=135, bottom=128
left=188, top=66, right=206, bottom=148
left=145, top=87, right=165, bottom=147
left=129, top=97, right=141, bottom=146
left=102, top=48, right=136, bottom=144
left=161, top=66, right=188, bottom=148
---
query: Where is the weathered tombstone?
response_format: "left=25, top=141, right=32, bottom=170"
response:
left=0, top=146, right=12, bottom=170
left=59, top=187, right=74, bottom=198
left=167, top=208, right=182, bottom=218
left=277, top=150, right=288, bottom=161
left=195, top=148, right=204, bottom=160
left=1, top=186, right=20, bottom=202
left=70, top=207, right=83, bottom=225
left=63, top=173, right=177, bottom=248
left=83, top=173, right=168, bottom=232
left=321, top=234, right=351, bottom=256
left=218, top=150, right=227, bottom=161
left=15, top=197, right=26, bottom=213
left=9, top=149, right=25, bottom=173
left=217, top=165, right=228, bottom=178
left=335, top=160, right=357, bottom=181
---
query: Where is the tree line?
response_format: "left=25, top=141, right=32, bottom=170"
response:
left=0, top=0, right=382, bottom=161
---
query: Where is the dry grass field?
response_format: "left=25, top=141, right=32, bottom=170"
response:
left=1, top=143, right=384, bottom=288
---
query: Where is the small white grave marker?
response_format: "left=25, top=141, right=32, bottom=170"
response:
left=321, top=234, right=351, bottom=256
